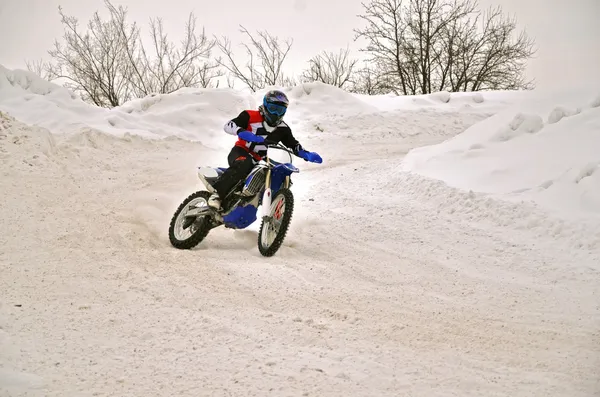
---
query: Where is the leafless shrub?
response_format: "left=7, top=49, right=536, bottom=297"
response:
left=348, top=64, right=391, bottom=95
left=40, top=4, right=132, bottom=107
left=25, top=59, right=55, bottom=81
left=28, top=0, right=220, bottom=107
left=215, top=25, right=293, bottom=91
left=301, top=47, right=359, bottom=89
left=106, top=2, right=221, bottom=97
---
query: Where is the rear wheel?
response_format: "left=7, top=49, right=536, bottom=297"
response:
left=258, top=188, right=294, bottom=257
left=169, top=191, right=213, bottom=249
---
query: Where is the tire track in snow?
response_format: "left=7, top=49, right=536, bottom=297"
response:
left=2, top=113, right=598, bottom=397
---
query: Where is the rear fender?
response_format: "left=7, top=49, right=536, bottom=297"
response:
left=197, top=166, right=226, bottom=193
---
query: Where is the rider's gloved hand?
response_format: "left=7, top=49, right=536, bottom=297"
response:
left=297, top=149, right=323, bottom=163
left=238, top=130, right=265, bottom=143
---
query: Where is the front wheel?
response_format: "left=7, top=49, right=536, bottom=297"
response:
left=258, top=188, right=294, bottom=257
left=168, top=190, right=213, bottom=249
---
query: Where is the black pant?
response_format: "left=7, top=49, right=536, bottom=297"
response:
left=212, top=146, right=257, bottom=198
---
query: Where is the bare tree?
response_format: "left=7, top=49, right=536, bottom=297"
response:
left=435, top=5, right=535, bottom=91
left=103, top=0, right=220, bottom=97
left=354, top=0, right=411, bottom=95
left=403, top=0, right=478, bottom=93
left=354, top=0, right=536, bottom=95
left=301, top=47, right=359, bottom=89
left=349, top=64, right=390, bottom=95
left=215, top=25, right=293, bottom=91
left=41, top=5, right=132, bottom=107
left=30, top=0, right=220, bottom=107
left=465, top=6, right=536, bottom=90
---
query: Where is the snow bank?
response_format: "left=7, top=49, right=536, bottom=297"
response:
left=278, top=81, right=379, bottom=122
left=0, top=67, right=381, bottom=143
left=353, top=90, right=526, bottom=112
left=0, top=68, right=384, bottom=145
left=0, top=111, right=58, bottom=167
left=0, top=65, right=524, bottom=147
left=402, top=88, right=600, bottom=220
left=0, top=65, right=251, bottom=147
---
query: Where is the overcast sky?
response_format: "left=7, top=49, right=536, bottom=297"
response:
left=0, top=0, right=598, bottom=89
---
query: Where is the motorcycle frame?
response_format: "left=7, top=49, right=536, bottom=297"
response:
left=194, top=144, right=297, bottom=227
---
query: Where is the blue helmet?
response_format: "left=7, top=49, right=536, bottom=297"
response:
left=261, top=90, right=289, bottom=127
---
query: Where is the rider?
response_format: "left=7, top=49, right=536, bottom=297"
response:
left=208, top=89, right=322, bottom=210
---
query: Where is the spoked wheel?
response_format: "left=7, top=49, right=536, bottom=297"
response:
left=168, top=191, right=213, bottom=249
left=258, top=188, right=294, bottom=257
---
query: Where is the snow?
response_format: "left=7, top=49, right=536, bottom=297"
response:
left=352, top=89, right=523, bottom=112
left=0, top=65, right=252, bottom=148
left=402, top=86, right=600, bottom=222
left=1, top=65, right=599, bottom=397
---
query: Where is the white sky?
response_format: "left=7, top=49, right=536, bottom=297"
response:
left=0, top=0, right=598, bottom=89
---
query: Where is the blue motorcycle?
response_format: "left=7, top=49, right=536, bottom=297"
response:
left=168, top=142, right=320, bottom=256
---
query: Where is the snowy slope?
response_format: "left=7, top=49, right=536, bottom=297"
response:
left=353, top=89, right=524, bottom=112
left=0, top=66, right=520, bottom=142
left=402, top=88, right=600, bottom=221
left=1, top=66, right=599, bottom=397
left=0, top=65, right=252, bottom=148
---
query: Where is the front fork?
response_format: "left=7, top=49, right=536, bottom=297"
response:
left=262, top=165, right=272, bottom=221
left=261, top=157, right=291, bottom=221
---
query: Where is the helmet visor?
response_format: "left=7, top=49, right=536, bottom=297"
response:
left=265, top=102, right=287, bottom=117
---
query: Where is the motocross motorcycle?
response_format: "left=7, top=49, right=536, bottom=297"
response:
left=168, top=142, right=320, bottom=257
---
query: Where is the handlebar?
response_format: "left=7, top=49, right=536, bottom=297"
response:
left=262, top=141, right=296, bottom=165
left=262, top=140, right=322, bottom=165
left=264, top=141, right=295, bottom=156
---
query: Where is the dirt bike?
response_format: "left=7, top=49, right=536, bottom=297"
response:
left=168, top=142, right=319, bottom=257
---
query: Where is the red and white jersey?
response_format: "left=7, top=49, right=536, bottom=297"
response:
left=223, top=110, right=300, bottom=160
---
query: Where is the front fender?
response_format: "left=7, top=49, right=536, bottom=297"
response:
left=270, top=163, right=299, bottom=194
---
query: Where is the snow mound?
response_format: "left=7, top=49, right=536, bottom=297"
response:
left=402, top=88, right=600, bottom=220
left=112, top=88, right=253, bottom=145
left=354, top=90, right=524, bottom=112
left=394, top=172, right=600, bottom=256
left=0, top=65, right=78, bottom=101
left=492, top=112, right=544, bottom=141
left=279, top=81, right=379, bottom=123
left=0, top=67, right=381, bottom=144
left=0, top=111, right=58, bottom=169
left=0, top=65, right=524, bottom=148
left=0, top=65, right=255, bottom=146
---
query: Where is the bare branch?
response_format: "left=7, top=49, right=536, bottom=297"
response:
left=24, top=59, right=56, bottom=81
left=301, top=47, right=359, bottom=89
left=40, top=0, right=221, bottom=107
left=215, top=25, right=293, bottom=91
left=348, top=63, right=391, bottom=94
left=354, top=0, right=536, bottom=94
